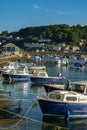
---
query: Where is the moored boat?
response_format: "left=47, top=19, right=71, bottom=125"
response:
left=74, top=62, right=84, bottom=71
left=37, top=81, right=87, bottom=120
left=0, top=61, right=19, bottom=73
left=61, top=58, right=69, bottom=66
left=28, top=66, right=46, bottom=70
left=29, top=70, right=65, bottom=83
left=44, top=83, right=65, bottom=93
left=2, top=65, right=30, bottom=82
left=43, top=80, right=87, bottom=93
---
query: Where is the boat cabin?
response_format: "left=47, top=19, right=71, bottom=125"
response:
left=1, top=62, right=19, bottom=74
left=30, top=70, right=48, bottom=77
left=48, top=90, right=87, bottom=103
left=8, top=65, right=29, bottom=75
left=3, top=62, right=19, bottom=70
left=71, top=81, right=87, bottom=94
left=17, top=65, right=29, bottom=74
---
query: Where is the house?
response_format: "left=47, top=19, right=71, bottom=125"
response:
left=64, top=45, right=70, bottom=51
left=2, top=43, right=20, bottom=56
left=53, top=45, right=62, bottom=51
left=72, top=46, right=80, bottom=52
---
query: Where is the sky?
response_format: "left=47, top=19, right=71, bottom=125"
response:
left=0, top=0, right=87, bottom=33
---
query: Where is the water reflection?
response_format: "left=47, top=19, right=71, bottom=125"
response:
left=42, top=116, right=87, bottom=130
left=12, top=81, right=32, bottom=94
left=31, top=83, right=45, bottom=94
left=2, top=80, right=32, bottom=95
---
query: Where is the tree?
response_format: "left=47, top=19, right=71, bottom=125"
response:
left=1, top=31, right=9, bottom=36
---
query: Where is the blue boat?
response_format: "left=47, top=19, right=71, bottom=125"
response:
left=2, top=65, right=30, bottom=82
left=37, top=81, right=87, bottom=120
left=29, top=70, right=65, bottom=83
left=74, top=62, right=84, bottom=71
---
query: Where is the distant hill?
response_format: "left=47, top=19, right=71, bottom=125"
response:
left=2, top=24, right=87, bottom=47
left=12, top=24, right=87, bottom=41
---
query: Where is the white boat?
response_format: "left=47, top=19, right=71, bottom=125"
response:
left=0, top=62, right=19, bottom=73
left=61, top=58, right=69, bottom=66
left=37, top=81, right=87, bottom=120
left=2, top=65, right=30, bottom=82
left=34, top=55, right=42, bottom=61
left=0, top=62, right=33, bottom=74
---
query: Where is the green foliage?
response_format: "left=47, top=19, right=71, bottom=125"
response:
left=8, top=24, right=87, bottom=45
left=1, top=30, right=9, bottom=36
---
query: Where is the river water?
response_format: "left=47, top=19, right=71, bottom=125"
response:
left=0, top=59, right=87, bottom=130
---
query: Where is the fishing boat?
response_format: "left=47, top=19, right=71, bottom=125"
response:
left=29, top=70, right=65, bottom=83
left=2, top=65, right=30, bottom=82
left=37, top=81, right=87, bottom=120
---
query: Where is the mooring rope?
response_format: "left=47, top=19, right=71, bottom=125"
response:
left=0, top=83, right=69, bottom=130
left=0, top=99, right=36, bottom=130
left=9, top=100, right=36, bottom=129
left=0, top=99, right=68, bottom=130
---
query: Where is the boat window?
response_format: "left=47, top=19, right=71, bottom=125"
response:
left=79, top=98, right=86, bottom=101
left=72, top=85, right=84, bottom=93
left=39, top=73, right=46, bottom=77
left=49, top=94, right=61, bottom=100
left=66, top=96, right=77, bottom=101
left=56, top=94, right=61, bottom=100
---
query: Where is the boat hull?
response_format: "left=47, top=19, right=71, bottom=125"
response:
left=2, top=73, right=30, bottom=82
left=38, top=98, right=87, bottom=119
left=30, top=77, right=65, bottom=83
left=44, top=84, right=65, bottom=93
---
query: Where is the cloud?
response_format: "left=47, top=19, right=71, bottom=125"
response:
left=46, top=9, right=74, bottom=15
left=33, top=4, right=40, bottom=9
left=33, top=5, right=76, bottom=16
left=57, top=11, right=73, bottom=15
